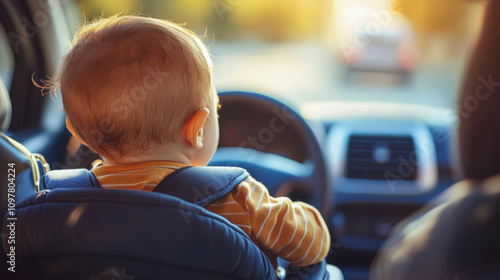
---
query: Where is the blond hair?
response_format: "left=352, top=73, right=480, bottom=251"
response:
left=55, top=16, right=212, bottom=159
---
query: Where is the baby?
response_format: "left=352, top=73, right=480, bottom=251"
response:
left=53, top=15, right=330, bottom=270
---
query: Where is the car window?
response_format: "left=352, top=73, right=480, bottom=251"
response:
left=75, top=0, right=485, bottom=109
left=0, top=23, right=14, bottom=92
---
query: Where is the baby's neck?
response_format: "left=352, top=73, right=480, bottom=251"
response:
left=103, top=143, right=191, bottom=166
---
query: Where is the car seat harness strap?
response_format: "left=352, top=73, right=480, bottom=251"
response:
left=152, top=166, right=249, bottom=208
left=41, top=166, right=249, bottom=208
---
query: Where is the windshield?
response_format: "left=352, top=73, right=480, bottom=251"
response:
left=76, top=0, right=485, bottom=109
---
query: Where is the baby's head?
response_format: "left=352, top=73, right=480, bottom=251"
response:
left=55, top=16, right=218, bottom=165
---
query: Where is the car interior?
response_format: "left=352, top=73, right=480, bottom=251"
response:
left=0, top=0, right=494, bottom=279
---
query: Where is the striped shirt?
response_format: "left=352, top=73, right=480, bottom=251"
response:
left=92, top=160, right=331, bottom=268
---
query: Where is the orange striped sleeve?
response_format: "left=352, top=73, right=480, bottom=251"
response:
left=207, top=193, right=252, bottom=236
left=92, top=161, right=330, bottom=267
left=208, top=175, right=331, bottom=267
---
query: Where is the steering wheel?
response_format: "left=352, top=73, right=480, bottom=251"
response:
left=209, top=91, right=331, bottom=215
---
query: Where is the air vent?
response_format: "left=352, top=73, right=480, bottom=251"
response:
left=346, top=134, right=417, bottom=180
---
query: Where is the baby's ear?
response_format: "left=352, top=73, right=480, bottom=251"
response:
left=184, top=108, right=209, bottom=149
left=66, top=117, right=88, bottom=146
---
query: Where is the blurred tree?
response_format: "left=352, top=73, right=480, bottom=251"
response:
left=390, top=0, right=482, bottom=36
left=78, top=0, right=141, bottom=18
left=77, top=0, right=332, bottom=42
left=142, top=0, right=213, bottom=33
left=390, top=0, right=484, bottom=61
left=229, top=0, right=331, bottom=42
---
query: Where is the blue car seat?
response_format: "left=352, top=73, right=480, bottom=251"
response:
left=3, top=166, right=331, bottom=280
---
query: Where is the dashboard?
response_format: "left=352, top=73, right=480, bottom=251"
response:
left=217, top=96, right=459, bottom=278
left=323, top=118, right=457, bottom=275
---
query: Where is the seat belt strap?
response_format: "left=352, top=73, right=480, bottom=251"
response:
left=42, top=166, right=249, bottom=208
left=152, top=166, right=249, bottom=208
left=41, top=168, right=100, bottom=190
